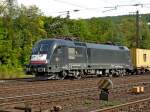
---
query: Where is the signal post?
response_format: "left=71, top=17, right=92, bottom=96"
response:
left=97, top=78, right=113, bottom=101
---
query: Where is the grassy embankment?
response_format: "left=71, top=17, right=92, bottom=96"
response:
left=0, top=65, right=28, bottom=79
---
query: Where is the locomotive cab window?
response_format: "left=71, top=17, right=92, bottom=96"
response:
left=143, top=54, right=147, bottom=62
left=40, top=44, right=49, bottom=53
left=55, top=46, right=63, bottom=54
left=32, top=43, right=49, bottom=54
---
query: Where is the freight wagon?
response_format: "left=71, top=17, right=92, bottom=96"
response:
left=130, top=48, right=150, bottom=74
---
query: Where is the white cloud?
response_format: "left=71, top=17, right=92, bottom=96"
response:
left=17, top=0, right=150, bottom=19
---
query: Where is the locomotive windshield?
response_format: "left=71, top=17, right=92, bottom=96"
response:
left=32, top=41, right=52, bottom=54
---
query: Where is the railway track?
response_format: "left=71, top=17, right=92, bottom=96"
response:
left=0, top=73, right=149, bottom=85
left=0, top=74, right=149, bottom=90
left=0, top=74, right=149, bottom=98
left=0, top=75, right=150, bottom=98
left=0, top=74, right=150, bottom=111
left=0, top=81, right=150, bottom=111
left=91, top=97, right=150, bottom=112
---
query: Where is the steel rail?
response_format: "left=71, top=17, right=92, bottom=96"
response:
left=0, top=81, right=150, bottom=106
left=0, top=72, right=149, bottom=84
left=0, top=87, right=98, bottom=106
left=1, top=81, right=150, bottom=100
left=90, top=97, right=150, bottom=112
left=0, top=80, right=150, bottom=94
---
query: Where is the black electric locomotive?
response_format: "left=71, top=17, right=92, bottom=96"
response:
left=25, top=38, right=133, bottom=79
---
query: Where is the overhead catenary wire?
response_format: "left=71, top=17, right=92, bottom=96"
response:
left=54, top=0, right=104, bottom=12
left=102, top=3, right=150, bottom=48
left=54, top=0, right=90, bottom=10
left=103, top=3, right=150, bottom=13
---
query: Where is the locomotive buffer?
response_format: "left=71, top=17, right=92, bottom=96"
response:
left=97, top=79, right=113, bottom=101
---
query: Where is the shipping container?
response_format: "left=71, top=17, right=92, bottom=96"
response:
left=130, top=48, right=150, bottom=70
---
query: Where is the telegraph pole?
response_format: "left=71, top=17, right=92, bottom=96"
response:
left=136, top=10, right=140, bottom=48
left=66, top=11, right=70, bottom=19
left=103, top=3, right=150, bottom=48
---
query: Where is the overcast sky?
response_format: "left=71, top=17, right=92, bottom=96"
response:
left=17, top=0, right=150, bottom=19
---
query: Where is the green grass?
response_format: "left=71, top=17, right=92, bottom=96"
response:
left=83, top=98, right=121, bottom=108
left=100, top=100, right=121, bottom=107
left=0, top=65, right=28, bottom=79
left=84, top=99, right=92, bottom=106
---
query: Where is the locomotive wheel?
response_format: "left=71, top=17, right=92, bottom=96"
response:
left=76, top=74, right=82, bottom=79
left=120, top=69, right=126, bottom=77
left=75, top=70, right=84, bottom=79
left=108, top=74, right=113, bottom=77
left=74, top=71, right=81, bottom=79
left=58, top=71, right=67, bottom=80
